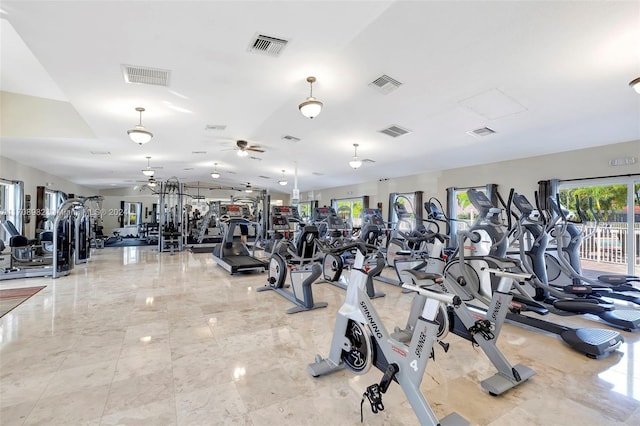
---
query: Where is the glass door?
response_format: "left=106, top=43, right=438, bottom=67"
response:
left=634, top=180, right=639, bottom=276
left=557, top=178, right=638, bottom=277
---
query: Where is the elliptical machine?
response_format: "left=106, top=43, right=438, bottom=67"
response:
left=308, top=241, right=469, bottom=425
left=542, top=194, right=640, bottom=304
left=441, top=189, right=625, bottom=357
left=506, top=191, right=640, bottom=332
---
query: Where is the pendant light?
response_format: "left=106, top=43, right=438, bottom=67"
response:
left=298, top=76, right=323, bottom=119
left=630, top=77, right=640, bottom=94
left=278, top=170, right=288, bottom=186
left=211, top=163, right=220, bottom=179
left=349, top=143, right=362, bottom=169
left=127, top=107, right=153, bottom=145
left=142, top=156, right=155, bottom=177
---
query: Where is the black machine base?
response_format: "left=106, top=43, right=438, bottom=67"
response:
left=505, top=312, right=623, bottom=359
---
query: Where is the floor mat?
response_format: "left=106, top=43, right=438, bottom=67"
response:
left=0, top=286, right=46, bottom=318
left=103, top=238, right=153, bottom=247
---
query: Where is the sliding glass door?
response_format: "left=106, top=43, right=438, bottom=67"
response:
left=557, top=177, right=639, bottom=277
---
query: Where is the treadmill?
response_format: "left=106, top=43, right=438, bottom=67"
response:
left=212, top=204, right=267, bottom=274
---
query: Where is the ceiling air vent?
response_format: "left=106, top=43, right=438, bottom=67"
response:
left=192, top=151, right=207, bottom=155
left=258, top=175, right=271, bottom=179
left=379, top=125, right=411, bottom=138
left=312, top=172, right=324, bottom=176
left=466, top=127, right=496, bottom=138
left=90, top=151, right=111, bottom=155
left=282, top=135, right=301, bottom=143
left=248, top=34, right=289, bottom=57
left=122, top=65, right=171, bottom=86
left=205, top=124, right=227, bottom=131
left=369, top=74, right=402, bottom=94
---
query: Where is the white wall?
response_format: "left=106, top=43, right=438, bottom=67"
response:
left=312, top=140, right=639, bottom=217
left=437, top=139, right=639, bottom=203
left=1, top=156, right=96, bottom=238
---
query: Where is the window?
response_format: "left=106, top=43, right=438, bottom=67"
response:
left=331, top=197, right=365, bottom=228
left=43, top=190, right=58, bottom=230
left=0, top=179, right=22, bottom=245
left=297, top=201, right=314, bottom=223
left=451, top=186, right=489, bottom=230
left=557, top=177, right=639, bottom=276
left=445, top=185, right=495, bottom=248
left=389, top=193, right=416, bottom=232
left=123, top=202, right=142, bottom=227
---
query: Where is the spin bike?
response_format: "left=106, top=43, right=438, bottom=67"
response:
left=398, top=231, right=536, bottom=396
left=308, top=241, right=469, bottom=426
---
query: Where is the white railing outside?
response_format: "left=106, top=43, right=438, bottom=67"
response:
left=578, top=222, right=640, bottom=266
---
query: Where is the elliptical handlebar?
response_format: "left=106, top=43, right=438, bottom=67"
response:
left=316, top=239, right=377, bottom=256
left=397, top=228, right=446, bottom=245
left=574, top=195, right=589, bottom=223
left=458, top=229, right=481, bottom=244
left=533, top=190, right=549, bottom=227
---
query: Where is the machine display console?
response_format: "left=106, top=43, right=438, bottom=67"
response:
left=270, top=205, right=301, bottom=231
left=220, top=204, right=250, bottom=218
left=362, top=209, right=384, bottom=226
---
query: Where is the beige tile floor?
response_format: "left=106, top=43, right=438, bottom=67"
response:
left=1, top=246, right=639, bottom=425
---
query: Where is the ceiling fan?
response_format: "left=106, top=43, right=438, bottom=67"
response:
left=236, top=139, right=264, bottom=157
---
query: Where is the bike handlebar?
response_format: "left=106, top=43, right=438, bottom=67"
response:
left=401, top=283, right=462, bottom=306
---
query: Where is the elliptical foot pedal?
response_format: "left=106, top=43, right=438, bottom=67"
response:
left=561, top=328, right=623, bottom=359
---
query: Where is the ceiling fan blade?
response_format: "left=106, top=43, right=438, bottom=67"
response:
left=247, top=147, right=264, bottom=153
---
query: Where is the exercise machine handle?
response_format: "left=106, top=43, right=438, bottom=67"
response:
left=317, top=240, right=377, bottom=256
left=401, top=283, right=462, bottom=306
left=458, top=229, right=481, bottom=243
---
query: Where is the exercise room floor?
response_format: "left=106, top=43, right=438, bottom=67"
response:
left=1, top=246, right=639, bottom=425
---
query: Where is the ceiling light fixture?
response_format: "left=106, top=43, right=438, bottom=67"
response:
left=142, top=156, right=155, bottom=176
left=629, top=77, right=640, bottom=94
left=349, top=143, right=362, bottom=169
left=298, top=76, right=323, bottom=119
left=237, top=149, right=249, bottom=157
left=147, top=177, right=157, bottom=187
left=244, top=184, right=253, bottom=193
left=211, top=163, right=220, bottom=179
left=127, top=107, right=153, bottom=145
left=278, top=170, right=288, bottom=186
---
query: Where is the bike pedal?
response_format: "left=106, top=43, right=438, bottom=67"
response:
left=364, top=383, right=384, bottom=413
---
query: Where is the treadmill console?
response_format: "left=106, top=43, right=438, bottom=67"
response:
left=361, top=208, right=384, bottom=226
left=220, top=204, right=250, bottom=219
left=270, top=205, right=300, bottom=231
left=313, top=206, right=346, bottom=230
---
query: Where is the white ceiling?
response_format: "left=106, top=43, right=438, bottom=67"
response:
left=1, top=1, right=639, bottom=195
